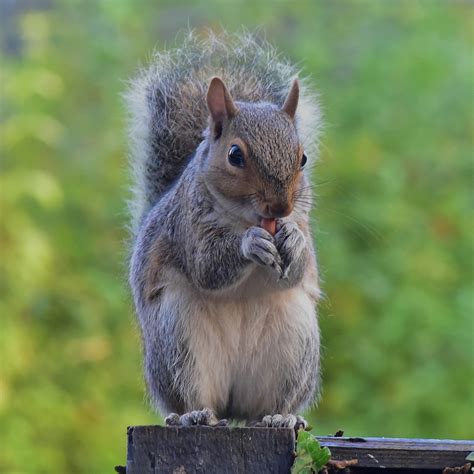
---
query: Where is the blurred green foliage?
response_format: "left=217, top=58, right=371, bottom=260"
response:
left=1, top=1, right=472, bottom=472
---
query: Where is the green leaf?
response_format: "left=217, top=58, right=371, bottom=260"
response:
left=292, top=431, right=332, bottom=473
left=466, top=452, right=474, bottom=461
left=291, top=454, right=314, bottom=474
left=315, top=446, right=331, bottom=466
left=305, top=439, right=321, bottom=459
left=295, top=431, right=312, bottom=448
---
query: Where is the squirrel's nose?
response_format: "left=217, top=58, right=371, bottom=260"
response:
left=265, top=202, right=293, bottom=218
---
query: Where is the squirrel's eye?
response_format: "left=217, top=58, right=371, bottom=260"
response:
left=228, top=144, right=245, bottom=168
left=300, top=153, right=308, bottom=169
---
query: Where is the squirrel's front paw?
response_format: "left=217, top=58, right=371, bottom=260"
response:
left=241, top=226, right=283, bottom=276
left=274, top=221, right=306, bottom=279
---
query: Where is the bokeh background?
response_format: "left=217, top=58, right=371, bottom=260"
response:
left=1, top=0, right=473, bottom=472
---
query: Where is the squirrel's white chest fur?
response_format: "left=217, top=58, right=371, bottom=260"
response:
left=160, top=267, right=319, bottom=418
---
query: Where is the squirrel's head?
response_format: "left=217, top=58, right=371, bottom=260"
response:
left=203, top=76, right=309, bottom=225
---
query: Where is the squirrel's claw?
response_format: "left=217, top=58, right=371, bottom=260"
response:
left=273, top=261, right=285, bottom=280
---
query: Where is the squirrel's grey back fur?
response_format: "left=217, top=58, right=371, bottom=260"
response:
left=125, top=31, right=320, bottom=232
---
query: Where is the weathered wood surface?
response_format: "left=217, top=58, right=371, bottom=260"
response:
left=319, top=436, right=474, bottom=470
left=125, top=426, right=295, bottom=474
left=119, top=426, right=474, bottom=474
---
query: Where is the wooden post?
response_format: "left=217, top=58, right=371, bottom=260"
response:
left=116, top=426, right=474, bottom=474
left=123, top=426, right=295, bottom=474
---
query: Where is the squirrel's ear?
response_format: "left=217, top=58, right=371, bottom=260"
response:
left=281, top=79, right=299, bottom=120
left=207, top=77, right=238, bottom=139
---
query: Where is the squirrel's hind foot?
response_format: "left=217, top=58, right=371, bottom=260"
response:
left=248, top=414, right=309, bottom=431
left=165, top=408, right=228, bottom=427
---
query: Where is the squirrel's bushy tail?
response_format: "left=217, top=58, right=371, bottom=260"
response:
left=125, top=31, right=321, bottom=232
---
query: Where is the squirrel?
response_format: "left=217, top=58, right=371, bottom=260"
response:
left=126, top=32, right=322, bottom=429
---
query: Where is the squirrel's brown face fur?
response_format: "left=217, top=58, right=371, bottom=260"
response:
left=205, top=77, right=305, bottom=224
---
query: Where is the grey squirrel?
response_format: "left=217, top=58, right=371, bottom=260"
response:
left=126, top=32, right=322, bottom=429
